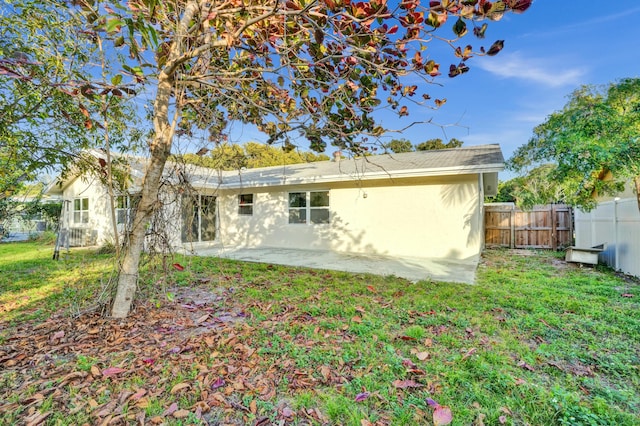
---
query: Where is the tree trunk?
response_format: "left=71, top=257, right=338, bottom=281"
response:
left=110, top=0, right=199, bottom=318
left=634, top=176, right=640, bottom=212
left=110, top=74, right=175, bottom=318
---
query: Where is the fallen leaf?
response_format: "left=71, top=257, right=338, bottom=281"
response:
left=416, top=351, right=430, bottom=361
left=142, top=357, right=155, bottom=365
left=433, top=405, right=453, bottom=426
left=170, top=382, right=190, bottom=394
left=461, top=347, right=477, bottom=361
left=195, top=314, right=210, bottom=325
left=250, top=399, right=257, bottom=414
left=211, top=377, right=225, bottom=389
left=402, top=358, right=417, bottom=368
left=281, top=406, right=295, bottom=417
left=621, top=293, right=633, bottom=298
left=173, top=409, right=190, bottom=418
left=351, top=316, right=362, bottom=323
left=366, top=285, right=376, bottom=293
left=101, top=367, right=127, bottom=377
left=393, top=379, right=423, bottom=389
left=355, top=392, right=370, bottom=402
left=398, top=335, right=417, bottom=341
left=173, top=263, right=185, bottom=271
left=130, top=389, right=147, bottom=401
left=52, top=330, right=65, bottom=340
left=499, top=415, right=507, bottom=424
left=514, top=378, right=526, bottom=385
left=426, top=398, right=439, bottom=407
left=319, top=365, right=331, bottom=381
left=517, top=361, right=535, bottom=372
left=361, top=420, right=373, bottom=426
left=163, top=402, right=178, bottom=416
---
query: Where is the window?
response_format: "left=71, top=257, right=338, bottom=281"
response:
left=73, top=197, right=89, bottom=224
left=116, top=194, right=140, bottom=226
left=238, top=194, right=254, bottom=215
left=289, top=191, right=329, bottom=224
left=182, top=195, right=216, bottom=243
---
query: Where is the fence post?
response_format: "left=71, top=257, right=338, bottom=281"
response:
left=614, top=198, right=619, bottom=271
left=510, top=204, right=515, bottom=249
left=551, top=204, right=557, bottom=251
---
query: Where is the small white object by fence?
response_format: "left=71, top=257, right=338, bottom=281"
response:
left=565, top=244, right=605, bottom=265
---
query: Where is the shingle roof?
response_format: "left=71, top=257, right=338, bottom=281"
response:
left=46, top=144, right=504, bottom=194
left=193, top=144, right=504, bottom=189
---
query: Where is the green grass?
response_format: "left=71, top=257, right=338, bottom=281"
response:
left=0, top=243, right=638, bottom=425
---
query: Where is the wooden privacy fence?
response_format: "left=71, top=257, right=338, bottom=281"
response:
left=484, top=203, right=573, bottom=250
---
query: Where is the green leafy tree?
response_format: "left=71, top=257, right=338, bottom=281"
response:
left=489, top=164, right=567, bottom=208
left=385, top=139, right=414, bottom=154
left=0, top=1, right=97, bottom=197
left=176, top=142, right=329, bottom=170
left=415, top=137, right=464, bottom=150
left=3, top=0, right=531, bottom=317
left=509, top=78, right=640, bottom=211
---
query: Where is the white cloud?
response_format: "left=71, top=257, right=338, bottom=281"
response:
left=477, top=53, right=586, bottom=88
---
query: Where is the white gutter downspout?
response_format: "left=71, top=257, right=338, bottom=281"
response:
left=479, top=173, right=485, bottom=251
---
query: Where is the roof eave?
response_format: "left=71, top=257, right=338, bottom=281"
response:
left=216, top=163, right=505, bottom=190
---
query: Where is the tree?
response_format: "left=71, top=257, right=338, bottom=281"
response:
left=175, top=142, right=329, bottom=170
left=4, top=0, right=532, bottom=317
left=0, top=1, right=97, bottom=197
left=415, top=137, right=464, bottom=150
left=385, top=138, right=414, bottom=153
left=509, top=78, right=640, bottom=211
left=488, top=164, right=567, bottom=208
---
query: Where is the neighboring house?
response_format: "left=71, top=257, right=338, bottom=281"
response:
left=45, top=144, right=503, bottom=262
left=574, top=183, right=640, bottom=278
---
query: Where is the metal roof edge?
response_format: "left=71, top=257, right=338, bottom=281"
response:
left=216, top=163, right=505, bottom=190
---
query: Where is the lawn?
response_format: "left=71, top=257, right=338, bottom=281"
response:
left=0, top=242, right=638, bottom=425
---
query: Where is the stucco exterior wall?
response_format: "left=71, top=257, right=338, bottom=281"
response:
left=214, top=174, right=482, bottom=260
left=61, top=175, right=111, bottom=246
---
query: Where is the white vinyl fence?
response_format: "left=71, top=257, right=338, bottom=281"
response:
left=574, top=197, right=640, bottom=277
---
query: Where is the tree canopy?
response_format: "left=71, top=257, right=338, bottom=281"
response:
left=385, top=137, right=464, bottom=153
left=416, top=137, right=464, bottom=151
left=509, top=78, right=640, bottom=211
left=175, top=142, right=329, bottom=170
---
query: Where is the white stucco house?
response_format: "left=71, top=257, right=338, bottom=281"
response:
left=46, top=144, right=503, bottom=276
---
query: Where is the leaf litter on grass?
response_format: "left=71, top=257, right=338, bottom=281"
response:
left=1, top=246, right=639, bottom=425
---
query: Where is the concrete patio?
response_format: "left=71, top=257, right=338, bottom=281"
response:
left=191, top=246, right=479, bottom=284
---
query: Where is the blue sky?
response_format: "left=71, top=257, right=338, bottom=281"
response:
left=221, top=1, right=640, bottom=170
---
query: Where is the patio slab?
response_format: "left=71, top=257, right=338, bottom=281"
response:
left=191, top=246, right=478, bottom=284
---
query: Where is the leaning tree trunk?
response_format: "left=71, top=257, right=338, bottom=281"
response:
left=111, top=74, right=175, bottom=318
left=635, top=176, right=640, bottom=212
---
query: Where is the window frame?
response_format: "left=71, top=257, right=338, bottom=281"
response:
left=116, top=194, right=140, bottom=226
left=238, top=193, right=254, bottom=216
left=73, top=197, right=89, bottom=224
left=288, top=190, right=330, bottom=225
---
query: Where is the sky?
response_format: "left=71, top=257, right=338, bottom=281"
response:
left=221, top=0, right=640, bottom=173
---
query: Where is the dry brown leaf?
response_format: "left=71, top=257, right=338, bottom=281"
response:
left=319, top=365, right=331, bottom=381
left=416, top=351, right=430, bottom=361
left=172, top=409, right=190, bottom=418
left=170, top=382, right=190, bottom=394
left=392, top=379, right=423, bottom=389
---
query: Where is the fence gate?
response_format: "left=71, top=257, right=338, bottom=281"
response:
left=484, top=203, right=573, bottom=250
